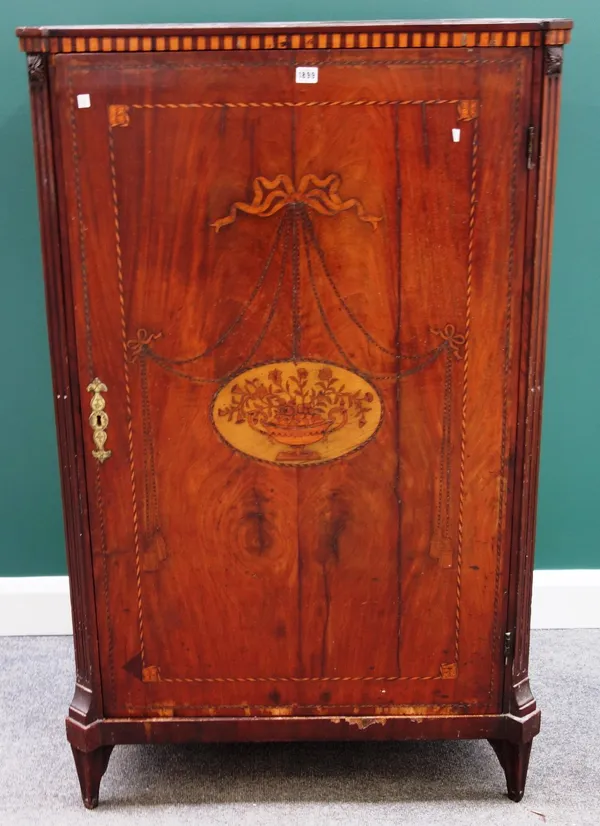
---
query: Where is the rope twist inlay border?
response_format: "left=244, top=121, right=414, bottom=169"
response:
left=57, top=57, right=521, bottom=73
left=108, top=128, right=147, bottom=666
left=69, top=73, right=118, bottom=705
left=455, top=117, right=478, bottom=661
left=130, top=99, right=466, bottom=109
left=108, top=95, right=474, bottom=684
left=157, top=673, right=448, bottom=684
left=488, top=61, right=523, bottom=702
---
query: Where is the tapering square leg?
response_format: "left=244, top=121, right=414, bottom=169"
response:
left=488, top=739, right=533, bottom=802
left=71, top=745, right=114, bottom=809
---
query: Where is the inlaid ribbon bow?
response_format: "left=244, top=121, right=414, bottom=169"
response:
left=211, top=173, right=382, bottom=232
left=127, top=328, right=162, bottom=362
left=430, top=324, right=466, bottom=360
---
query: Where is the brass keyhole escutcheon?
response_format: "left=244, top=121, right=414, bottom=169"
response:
left=86, top=378, right=112, bottom=463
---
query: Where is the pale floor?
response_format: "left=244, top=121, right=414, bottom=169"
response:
left=0, top=630, right=598, bottom=825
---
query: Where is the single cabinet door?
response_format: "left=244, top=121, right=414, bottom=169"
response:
left=53, top=47, right=531, bottom=717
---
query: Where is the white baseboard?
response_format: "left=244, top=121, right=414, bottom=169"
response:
left=0, top=576, right=72, bottom=636
left=1, top=570, right=599, bottom=636
left=530, top=569, right=600, bottom=629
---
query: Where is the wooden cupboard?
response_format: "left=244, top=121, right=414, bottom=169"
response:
left=18, top=18, right=571, bottom=807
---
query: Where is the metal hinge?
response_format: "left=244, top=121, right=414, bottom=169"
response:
left=526, top=126, right=536, bottom=170
left=504, top=630, right=515, bottom=663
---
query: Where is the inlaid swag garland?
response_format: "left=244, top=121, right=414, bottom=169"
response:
left=125, top=172, right=466, bottom=568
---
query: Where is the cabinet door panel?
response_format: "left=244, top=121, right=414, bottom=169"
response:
left=53, top=48, right=530, bottom=716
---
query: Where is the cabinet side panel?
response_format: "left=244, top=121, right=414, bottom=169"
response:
left=25, top=53, right=101, bottom=720
left=508, top=45, right=564, bottom=713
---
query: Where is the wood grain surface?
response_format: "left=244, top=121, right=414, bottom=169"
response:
left=44, top=47, right=532, bottom=718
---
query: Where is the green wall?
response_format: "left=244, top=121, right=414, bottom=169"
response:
left=0, top=2, right=595, bottom=576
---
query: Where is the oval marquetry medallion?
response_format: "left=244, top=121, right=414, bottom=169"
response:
left=211, top=360, right=383, bottom=466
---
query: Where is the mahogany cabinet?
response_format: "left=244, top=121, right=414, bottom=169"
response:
left=18, top=18, right=571, bottom=808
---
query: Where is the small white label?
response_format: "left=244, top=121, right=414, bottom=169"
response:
left=77, top=93, right=91, bottom=109
left=452, top=128, right=461, bottom=143
left=296, top=66, right=318, bottom=84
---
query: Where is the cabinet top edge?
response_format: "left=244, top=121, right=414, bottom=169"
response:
left=16, top=19, right=573, bottom=54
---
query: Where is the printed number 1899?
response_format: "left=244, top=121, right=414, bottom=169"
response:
left=295, top=67, right=319, bottom=84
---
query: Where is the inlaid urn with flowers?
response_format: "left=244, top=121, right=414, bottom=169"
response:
left=217, top=363, right=375, bottom=462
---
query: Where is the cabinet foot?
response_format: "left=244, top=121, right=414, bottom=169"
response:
left=71, top=745, right=114, bottom=809
left=488, top=739, right=532, bottom=802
